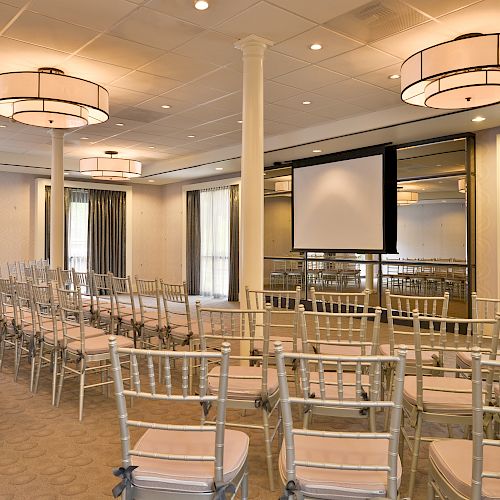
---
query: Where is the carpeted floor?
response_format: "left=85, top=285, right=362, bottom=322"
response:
left=0, top=302, right=454, bottom=500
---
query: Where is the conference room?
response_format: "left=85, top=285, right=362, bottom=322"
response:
left=1, top=1, right=499, bottom=499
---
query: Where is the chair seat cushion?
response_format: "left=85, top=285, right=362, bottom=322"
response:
left=131, top=428, right=249, bottom=494
left=313, top=343, right=371, bottom=356
left=379, top=343, right=437, bottom=364
left=208, top=365, right=279, bottom=399
left=279, top=435, right=402, bottom=499
left=308, top=372, right=371, bottom=401
left=66, top=334, right=133, bottom=355
left=43, top=324, right=104, bottom=345
left=403, top=376, right=473, bottom=414
left=456, top=350, right=498, bottom=368
left=430, top=439, right=500, bottom=500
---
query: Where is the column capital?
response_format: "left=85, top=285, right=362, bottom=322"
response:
left=234, top=34, right=274, bottom=54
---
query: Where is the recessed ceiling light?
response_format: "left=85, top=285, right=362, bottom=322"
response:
left=302, top=101, right=311, bottom=105
left=472, top=116, right=486, bottom=122
left=116, top=123, right=124, bottom=126
left=237, top=120, right=243, bottom=124
left=81, top=136, right=88, bottom=140
left=148, top=179, right=155, bottom=183
left=0, top=124, right=7, bottom=128
left=161, top=104, right=171, bottom=109
left=194, top=0, right=209, bottom=10
left=148, top=146, right=155, bottom=149
left=215, top=167, right=223, bottom=171
left=310, top=43, right=322, bottom=51
left=63, top=172, right=69, bottom=175
left=389, top=74, right=400, bottom=80
left=313, top=149, right=322, bottom=153
left=187, top=135, right=195, bottom=138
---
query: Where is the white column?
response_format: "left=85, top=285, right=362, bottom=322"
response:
left=50, top=129, right=65, bottom=268
left=235, top=35, right=273, bottom=304
left=365, top=253, right=374, bottom=293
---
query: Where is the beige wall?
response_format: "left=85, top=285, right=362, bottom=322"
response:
left=0, top=171, right=37, bottom=270
left=162, top=182, right=183, bottom=283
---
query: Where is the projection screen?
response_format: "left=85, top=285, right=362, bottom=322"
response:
left=292, top=146, right=397, bottom=253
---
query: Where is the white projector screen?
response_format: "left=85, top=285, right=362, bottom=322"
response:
left=293, top=153, right=389, bottom=252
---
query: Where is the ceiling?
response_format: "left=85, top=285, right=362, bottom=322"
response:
left=0, top=0, right=496, bottom=182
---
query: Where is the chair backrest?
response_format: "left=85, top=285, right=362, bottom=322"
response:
left=0, top=276, right=17, bottom=325
left=274, top=341, right=407, bottom=500
left=196, top=303, right=273, bottom=400
left=135, top=277, right=164, bottom=332
left=111, top=274, right=137, bottom=324
left=7, top=262, right=18, bottom=279
left=385, top=290, right=450, bottom=353
left=15, top=280, right=36, bottom=334
left=311, top=287, right=370, bottom=314
left=108, top=336, right=232, bottom=488
left=31, top=282, right=58, bottom=345
left=160, top=280, right=193, bottom=335
left=412, top=312, right=500, bottom=408
left=57, top=268, right=73, bottom=289
left=301, top=305, right=382, bottom=357
left=472, top=351, right=500, bottom=500
left=245, top=285, right=301, bottom=311
left=72, top=269, right=93, bottom=297
left=57, top=286, right=87, bottom=352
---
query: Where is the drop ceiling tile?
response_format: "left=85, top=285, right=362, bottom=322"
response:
left=357, top=63, right=402, bottom=90
left=162, top=82, right=227, bottom=105
left=0, top=2, right=19, bottom=25
left=1, top=0, right=30, bottom=6
left=405, top=0, right=481, bottom=18
left=311, top=101, right=370, bottom=119
left=29, top=0, right=137, bottom=31
left=264, top=81, right=303, bottom=102
left=60, top=57, right=131, bottom=85
left=209, top=92, right=242, bottom=113
left=132, top=120, right=185, bottom=135
left=272, top=91, right=337, bottom=112
left=264, top=120, right=297, bottom=135
left=112, top=71, right=181, bottom=94
left=370, top=19, right=457, bottom=58
left=436, top=0, right=500, bottom=34
left=318, top=45, right=400, bottom=77
left=114, top=107, right=166, bottom=123
left=134, top=95, right=194, bottom=114
left=172, top=31, right=239, bottom=66
left=147, top=0, right=260, bottom=28
left=266, top=0, right=374, bottom=23
left=4, top=11, right=98, bottom=52
left=345, top=89, right=402, bottom=110
left=324, top=0, right=431, bottom=44
left=141, top=52, right=219, bottom=81
left=273, top=65, right=347, bottom=91
left=78, top=35, right=163, bottom=69
left=216, top=2, right=315, bottom=44
left=111, top=7, right=202, bottom=51
left=194, top=67, right=242, bottom=92
left=231, top=50, right=309, bottom=79
left=0, top=37, right=68, bottom=71
left=107, top=86, right=156, bottom=107
left=273, top=26, right=363, bottom=63
left=314, top=78, right=382, bottom=99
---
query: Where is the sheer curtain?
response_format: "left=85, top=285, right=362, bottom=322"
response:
left=200, top=187, right=230, bottom=298
left=67, top=189, right=89, bottom=272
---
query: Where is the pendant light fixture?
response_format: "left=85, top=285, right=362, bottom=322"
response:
left=0, top=67, right=109, bottom=128
left=80, top=151, right=141, bottom=181
left=397, top=190, right=419, bottom=206
left=401, top=33, right=500, bottom=109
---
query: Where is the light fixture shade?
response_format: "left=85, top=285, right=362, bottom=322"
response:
left=80, top=156, right=141, bottom=181
left=458, top=178, right=467, bottom=193
left=401, top=33, right=500, bottom=109
left=0, top=69, right=109, bottom=128
left=275, top=180, right=292, bottom=192
left=397, top=191, right=419, bottom=205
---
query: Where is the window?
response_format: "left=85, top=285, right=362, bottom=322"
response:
left=199, top=187, right=230, bottom=298
left=67, top=189, right=89, bottom=272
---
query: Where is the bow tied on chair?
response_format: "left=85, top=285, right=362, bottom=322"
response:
left=112, top=465, right=137, bottom=498
left=279, top=480, right=298, bottom=499
left=213, top=481, right=236, bottom=499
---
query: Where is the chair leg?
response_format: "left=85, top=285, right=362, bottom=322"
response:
left=408, top=411, right=423, bottom=499
left=55, top=352, right=67, bottom=407
left=14, top=333, right=23, bottom=382
left=0, top=324, right=5, bottom=370
left=262, top=409, right=275, bottom=491
left=383, top=367, right=395, bottom=431
left=78, top=361, right=86, bottom=422
left=427, top=477, right=435, bottom=499
left=51, top=349, right=58, bottom=406
left=241, top=461, right=249, bottom=500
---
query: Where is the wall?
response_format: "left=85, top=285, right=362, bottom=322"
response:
left=0, top=171, right=36, bottom=268
left=131, top=183, right=166, bottom=278
left=264, top=195, right=292, bottom=257
left=390, top=201, right=467, bottom=260
left=162, top=182, right=183, bottom=283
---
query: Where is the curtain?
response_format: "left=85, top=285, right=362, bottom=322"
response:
left=200, top=187, right=230, bottom=298
left=186, top=190, right=201, bottom=295
left=44, top=186, right=71, bottom=267
left=228, top=185, right=239, bottom=302
left=67, top=189, right=89, bottom=272
left=87, top=189, right=126, bottom=277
